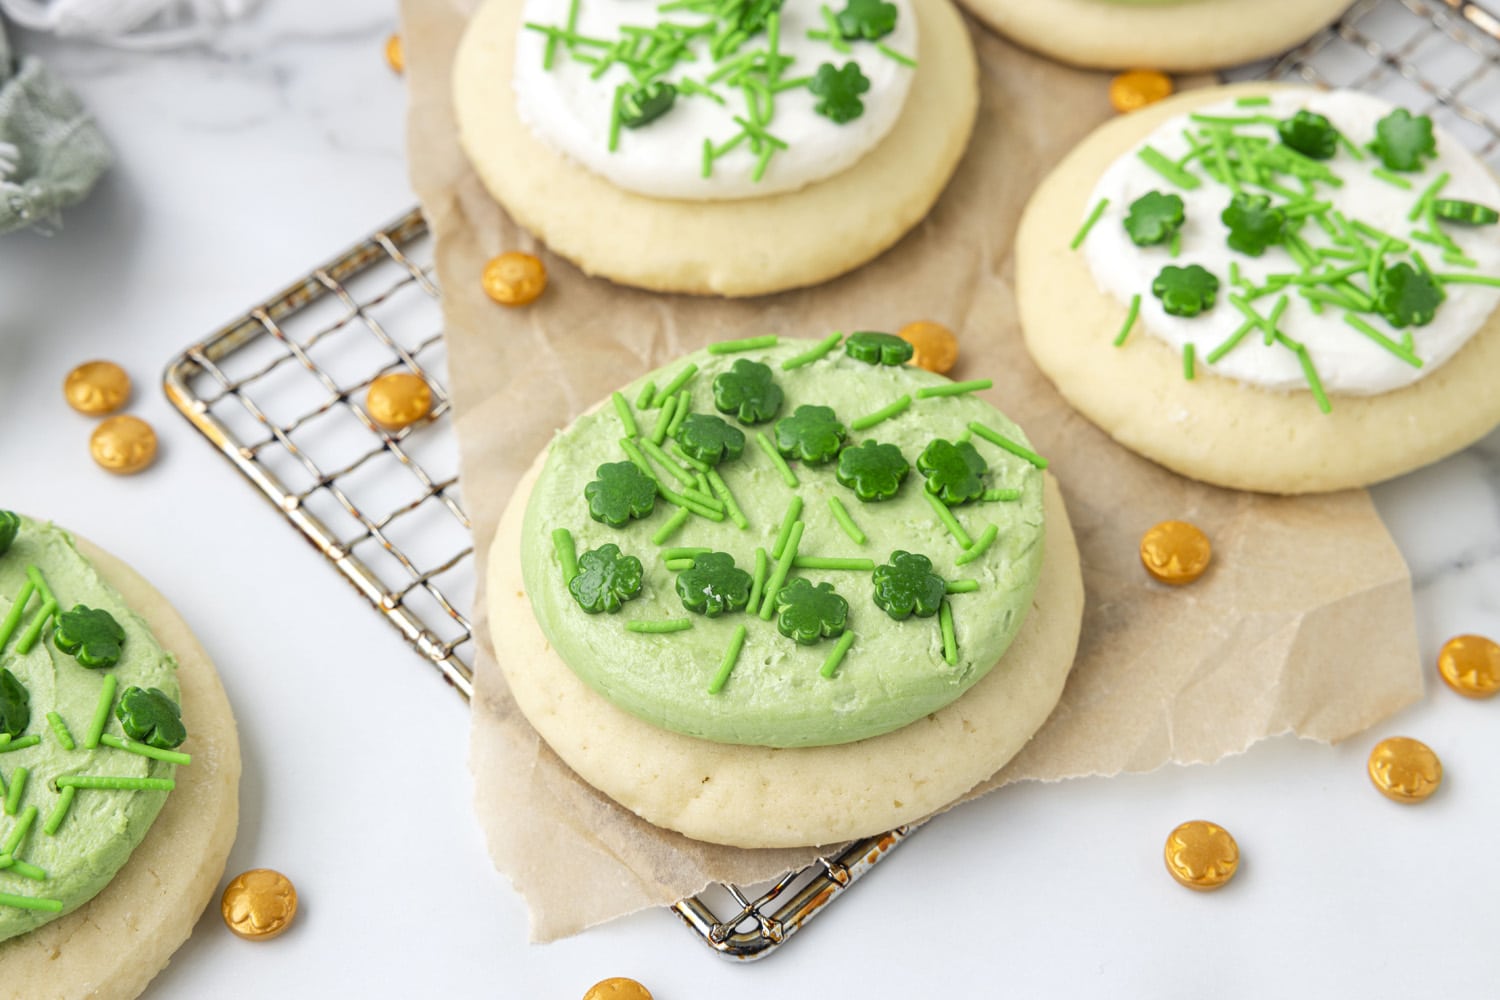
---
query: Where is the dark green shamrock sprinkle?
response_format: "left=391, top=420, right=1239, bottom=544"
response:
left=620, top=81, right=677, bottom=129
left=1375, top=262, right=1445, bottom=328
left=53, top=605, right=126, bottom=668
left=674, top=413, right=746, bottom=466
left=1221, top=193, right=1285, bottom=257
left=585, top=462, right=658, bottom=527
left=0, top=511, right=18, bottom=558
left=916, top=439, right=988, bottom=506
left=835, top=0, right=898, bottom=40
left=1276, top=110, right=1339, bottom=160
left=871, top=551, right=945, bottom=621
left=1369, top=109, right=1436, bottom=172
left=773, top=578, right=849, bottom=645
left=1151, top=264, right=1219, bottom=318
left=115, top=685, right=187, bottom=750
left=774, top=405, right=847, bottom=465
left=810, top=61, right=870, bottom=124
left=1123, top=191, right=1185, bottom=247
left=0, top=668, right=29, bottom=739
left=836, top=440, right=909, bottom=502
left=676, top=552, right=753, bottom=617
left=568, top=544, right=644, bottom=614
left=1432, top=199, right=1499, bottom=226
left=844, top=331, right=914, bottom=366
left=711, top=359, right=784, bottom=424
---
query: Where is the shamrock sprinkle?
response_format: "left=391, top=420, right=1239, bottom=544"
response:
left=1151, top=264, right=1219, bottom=318
left=1375, top=262, right=1445, bottom=328
left=115, top=685, right=187, bottom=750
left=916, top=439, right=988, bottom=506
left=1433, top=199, right=1500, bottom=226
left=674, top=413, right=746, bottom=466
left=620, top=82, right=677, bottom=129
left=774, top=405, right=847, bottom=465
left=810, top=61, right=870, bottom=124
left=1123, top=191, right=1186, bottom=247
left=773, top=578, right=849, bottom=645
left=1369, top=109, right=1436, bottom=172
left=712, top=359, right=784, bottom=424
left=835, top=0, right=898, bottom=40
left=1276, top=110, right=1339, bottom=160
left=0, top=511, right=18, bottom=558
left=844, top=331, right=915, bottom=366
left=676, top=552, right=754, bottom=617
left=1221, top=193, right=1285, bottom=257
left=53, top=605, right=126, bottom=668
left=871, top=551, right=946, bottom=621
left=0, top=668, right=29, bottom=739
left=836, top=440, right=910, bottom=502
left=585, top=462, right=658, bottom=527
left=568, top=544, right=644, bottom=614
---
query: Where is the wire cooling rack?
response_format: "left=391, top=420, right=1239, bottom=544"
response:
left=163, top=0, right=1500, bottom=962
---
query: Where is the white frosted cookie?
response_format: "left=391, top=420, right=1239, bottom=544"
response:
left=453, top=0, right=979, bottom=297
left=1017, top=82, right=1500, bottom=494
left=958, top=0, right=1352, bottom=72
left=0, top=538, right=239, bottom=1000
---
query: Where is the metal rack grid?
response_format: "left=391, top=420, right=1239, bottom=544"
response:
left=163, top=0, right=1500, bottom=962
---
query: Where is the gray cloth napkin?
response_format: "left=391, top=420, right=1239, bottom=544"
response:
left=0, top=19, right=111, bottom=234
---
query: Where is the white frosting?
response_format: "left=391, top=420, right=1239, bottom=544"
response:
left=1082, top=90, right=1500, bottom=395
left=512, top=0, right=917, bottom=201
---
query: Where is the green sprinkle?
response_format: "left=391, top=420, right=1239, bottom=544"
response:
left=23, top=567, right=54, bottom=608
left=0, top=857, right=45, bottom=881
left=45, top=712, right=73, bottom=751
left=939, top=600, right=958, bottom=666
left=1371, top=167, right=1413, bottom=190
left=819, top=630, right=856, bottom=679
left=0, top=581, right=35, bottom=653
left=14, top=598, right=55, bottom=656
left=944, top=579, right=979, bottom=594
left=634, top=380, right=656, bottom=410
left=759, top=520, right=803, bottom=620
left=954, top=524, right=999, bottom=566
left=3, top=767, right=25, bottom=816
left=99, top=733, right=192, bottom=766
left=1071, top=198, right=1110, bottom=250
left=967, top=422, right=1049, bottom=469
left=640, top=437, right=697, bottom=488
left=1344, top=313, right=1423, bottom=368
left=748, top=547, right=769, bottom=614
left=619, top=438, right=660, bottom=483
left=608, top=84, right=625, bottom=152
left=1205, top=320, right=1256, bottom=365
left=874, top=41, right=915, bottom=67
left=792, top=556, right=875, bottom=571
left=781, top=332, right=843, bottom=370
left=1113, top=294, right=1142, bottom=347
left=0, top=736, right=39, bottom=753
left=656, top=362, right=698, bottom=402
left=668, top=441, right=712, bottom=473
left=1137, top=146, right=1201, bottom=190
left=651, top=508, right=690, bottom=545
left=552, top=529, right=580, bottom=584
left=706, top=469, right=749, bottom=530
left=662, top=547, right=711, bottom=561
left=657, top=485, right=726, bottom=522
left=706, top=624, right=748, bottom=695
left=664, top=558, right=695, bottom=571
left=772, top=497, right=804, bottom=559
left=1182, top=342, right=1196, bottom=381
left=924, top=491, right=973, bottom=549
left=707, top=335, right=778, bottom=354
left=1, top=805, right=36, bottom=858
left=849, top=395, right=911, bottom=431
left=54, top=775, right=176, bottom=791
left=612, top=392, right=638, bottom=437
left=1293, top=345, right=1332, bottom=414
left=0, top=892, right=61, bottom=913
left=1409, top=172, right=1450, bottom=222
left=826, top=496, right=866, bottom=545
left=915, top=380, right=992, bottom=400
left=1235, top=95, right=1272, bottom=107
left=648, top=394, right=676, bottom=446
left=625, top=619, right=694, bottom=634
left=1432, top=272, right=1500, bottom=287
left=981, top=488, right=1021, bottom=502
left=754, top=431, right=800, bottom=488
left=666, top=393, right=692, bottom=438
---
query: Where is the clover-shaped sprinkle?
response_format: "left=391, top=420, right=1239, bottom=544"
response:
left=1433, top=199, right=1500, bottom=226
left=774, top=578, right=849, bottom=645
left=712, top=359, right=784, bottom=424
left=1151, top=264, right=1219, bottom=318
left=1277, top=109, right=1339, bottom=160
left=1123, top=191, right=1185, bottom=248
left=676, top=552, right=753, bottom=617
left=0, top=668, right=29, bottom=740
left=1375, top=262, right=1445, bottom=328
left=53, top=605, right=126, bottom=668
left=835, top=0, right=898, bottom=40
left=836, top=440, right=909, bottom=502
left=674, top=413, right=746, bottom=466
left=585, top=462, right=658, bottom=527
left=809, top=61, right=870, bottom=125
left=775, top=405, right=847, bottom=465
left=1369, top=109, right=1436, bottom=172
left=620, top=81, right=677, bottom=129
left=917, top=439, right=987, bottom=506
left=1221, top=193, right=1285, bottom=257
left=115, top=685, right=186, bottom=750
left=0, top=511, right=18, bottom=558
left=568, top=544, right=644, bottom=614
left=871, top=551, right=946, bottom=621
left=844, top=331, right=914, bottom=366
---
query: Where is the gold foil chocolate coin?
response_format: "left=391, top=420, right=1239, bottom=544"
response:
left=582, top=978, right=653, bottom=1000
left=1368, top=737, right=1442, bottom=804
left=221, top=868, right=298, bottom=941
left=64, top=361, right=131, bottom=416
left=1110, top=70, right=1174, bottom=114
left=366, top=372, right=433, bottom=431
left=898, top=320, right=959, bottom=375
left=1437, top=634, right=1500, bottom=699
left=385, top=33, right=404, bottom=74
left=1140, top=520, right=1211, bottom=585
left=482, top=251, right=548, bottom=306
left=90, top=416, right=157, bottom=475
left=1163, top=820, right=1239, bottom=892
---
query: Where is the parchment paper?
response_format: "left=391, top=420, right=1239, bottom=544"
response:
left=398, top=0, right=1425, bottom=941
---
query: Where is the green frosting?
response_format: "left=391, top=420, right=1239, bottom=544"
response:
left=0, top=519, right=177, bottom=941
left=520, top=340, right=1047, bottom=748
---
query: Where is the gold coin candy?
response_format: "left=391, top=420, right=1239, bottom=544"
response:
left=897, top=320, right=959, bottom=375
left=366, top=372, right=434, bottom=431
left=385, top=33, right=404, bottom=74
left=89, top=416, right=158, bottom=475
left=1139, top=519, right=1212, bottom=585
left=482, top=251, right=548, bottom=306
left=221, top=868, right=299, bottom=941
left=582, top=978, right=654, bottom=1000
left=1437, top=634, right=1500, bottom=699
left=1109, top=70, right=1174, bottom=114
left=1163, top=820, right=1239, bottom=892
left=64, top=361, right=132, bottom=416
left=1368, top=736, right=1442, bottom=804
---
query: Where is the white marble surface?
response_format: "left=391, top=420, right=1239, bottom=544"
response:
left=1, top=2, right=1499, bottom=997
